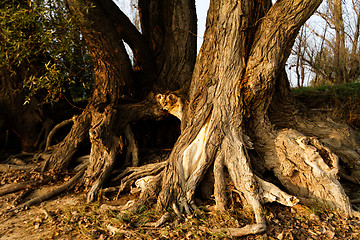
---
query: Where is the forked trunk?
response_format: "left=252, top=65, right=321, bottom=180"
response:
left=28, top=0, right=360, bottom=235
left=155, top=0, right=355, bottom=229
left=43, top=0, right=197, bottom=202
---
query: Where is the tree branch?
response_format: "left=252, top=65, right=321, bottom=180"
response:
left=100, top=0, right=155, bottom=89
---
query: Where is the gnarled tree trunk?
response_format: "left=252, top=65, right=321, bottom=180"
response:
left=151, top=0, right=358, bottom=236
left=44, top=0, right=135, bottom=202
left=42, top=0, right=197, bottom=203
left=13, top=0, right=360, bottom=237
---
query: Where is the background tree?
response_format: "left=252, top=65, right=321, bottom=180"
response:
left=0, top=0, right=91, bottom=154
left=290, top=0, right=360, bottom=86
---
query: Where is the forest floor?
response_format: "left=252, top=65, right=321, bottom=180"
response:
left=1, top=83, right=360, bottom=239
left=1, top=182, right=360, bottom=240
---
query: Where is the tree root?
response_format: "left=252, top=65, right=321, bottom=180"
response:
left=255, top=176, right=299, bottom=206
left=273, top=129, right=352, bottom=216
left=0, top=164, right=35, bottom=172
left=14, top=167, right=86, bottom=210
left=214, top=154, right=227, bottom=211
left=210, top=224, right=266, bottom=237
left=45, top=118, right=73, bottom=150
left=338, top=171, right=360, bottom=184
left=13, top=189, right=33, bottom=206
left=0, top=180, right=39, bottom=196
left=350, top=198, right=360, bottom=204
left=113, top=161, right=166, bottom=197
left=222, top=129, right=265, bottom=226
left=144, top=212, right=173, bottom=227
left=100, top=172, right=163, bottom=214
left=43, top=112, right=91, bottom=172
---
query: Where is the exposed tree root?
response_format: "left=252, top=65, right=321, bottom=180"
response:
left=100, top=172, right=163, bottom=213
left=85, top=107, right=122, bottom=203
left=113, top=161, right=166, bottom=197
left=338, top=171, right=360, bottom=184
left=0, top=164, right=35, bottom=172
left=43, top=112, right=91, bottom=172
left=45, top=118, right=74, bottom=150
left=210, top=224, right=266, bottom=237
left=270, top=72, right=360, bottom=186
left=14, top=167, right=86, bottom=210
left=213, top=154, right=227, bottom=211
left=124, top=172, right=163, bottom=213
left=13, top=188, right=33, bottom=206
left=0, top=180, right=39, bottom=196
left=274, top=129, right=352, bottom=216
left=255, top=176, right=299, bottom=206
left=222, top=128, right=266, bottom=227
left=144, top=212, right=173, bottom=227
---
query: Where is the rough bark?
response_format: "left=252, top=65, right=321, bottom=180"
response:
left=154, top=0, right=357, bottom=229
left=138, top=0, right=197, bottom=92
left=157, top=0, right=272, bottom=228
left=270, top=70, right=360, bottom=189
left=10, top=1, right=360, bottom=237
left=44, top=0, right=138, bottom=202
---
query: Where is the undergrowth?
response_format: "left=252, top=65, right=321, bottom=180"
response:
left=292, top=82, right=360, bottom=129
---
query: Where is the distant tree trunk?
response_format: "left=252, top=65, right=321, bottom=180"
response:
left=349, top=3, right=360, bottom=80
left=0, top=67, right=45, bottom=152
left=295, top=27, right=306, bottom=87
left=328, top=0, right=347, bottom=83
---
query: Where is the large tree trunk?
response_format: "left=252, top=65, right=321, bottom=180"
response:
left=153, top=0, right=357, bottom=235
left=45, top=0, right=135, bottom=202
left=43, top=0, right=197, bottom=203
left=14, top=0, right=360, bottom=237
left=138, top=0, right=197, bottom=92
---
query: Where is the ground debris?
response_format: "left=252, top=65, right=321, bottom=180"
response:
left=2, top=175, right=360, bottom=239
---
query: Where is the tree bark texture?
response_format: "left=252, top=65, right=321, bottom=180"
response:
left=138, top=0, right=197, bottom=92
left=46, top=0, right=140, bottom=201
left=155, top=0, right=356, bottom=224
left=45, top=0, right=197, bottom=202
left=32, top=0, right=360, bottom=230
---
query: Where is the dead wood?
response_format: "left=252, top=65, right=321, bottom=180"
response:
left=210, top=224, right=266, bottom=237
left=0, top=164, right=35, bottom=172
left=15, top=168, right=86, bottom=210
left=0, top=180, right=39, bottom=196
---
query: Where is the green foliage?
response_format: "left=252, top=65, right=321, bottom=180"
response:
left=292, top=82, right=360, bottom=99
left=0, top=0, right=93, bottom=103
